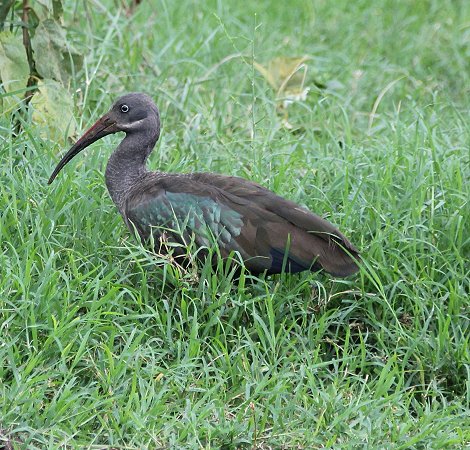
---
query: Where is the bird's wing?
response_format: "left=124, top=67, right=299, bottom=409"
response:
left=192, top=173, right=360, bottom=276
left=124, top=174, right=249, bottom=264
left=125, top=173, right=359, bottom=276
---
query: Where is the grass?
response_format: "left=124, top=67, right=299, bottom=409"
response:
left=1, top=0, right=469, bottom=448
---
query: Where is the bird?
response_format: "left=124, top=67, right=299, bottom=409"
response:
left=48, top=93, right=360, bottom=277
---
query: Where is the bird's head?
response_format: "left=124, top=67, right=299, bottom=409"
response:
left=48, top=92, right=160, bottom=184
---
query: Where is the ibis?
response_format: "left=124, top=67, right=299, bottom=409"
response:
left=49, top=93, right=360, bottom=277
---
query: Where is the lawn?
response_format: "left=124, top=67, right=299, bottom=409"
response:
left=1, top=0, right=469, bottom=448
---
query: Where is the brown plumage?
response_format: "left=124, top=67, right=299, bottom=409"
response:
left=49, top=93, right=360, bottom=277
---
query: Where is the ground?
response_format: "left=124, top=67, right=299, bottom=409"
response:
left=0, top=0, right=469, bottom=448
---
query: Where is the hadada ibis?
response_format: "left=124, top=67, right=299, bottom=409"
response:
left=48, top=93, right=360, bottom=277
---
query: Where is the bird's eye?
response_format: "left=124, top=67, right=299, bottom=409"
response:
left=120, top=104, right=129, bottom=113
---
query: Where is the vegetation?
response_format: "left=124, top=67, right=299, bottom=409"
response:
left=1, top=0, right=469, bottom=447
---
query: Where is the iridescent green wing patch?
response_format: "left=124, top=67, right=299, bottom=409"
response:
left=129, top=192, right=244, bottom=251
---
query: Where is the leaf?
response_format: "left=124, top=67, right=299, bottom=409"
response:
left=0, top=31, right=29, bottom=93
left=31, top=19, right=82, bottom=86
left=0, top=0, right=15, bottom=28
left=33, top=0, right=53, bottom=19
left=32, top=0, right=64, bottom=21
left=52, top=0, right=64, bottom=19
left=254, top=56, right=311, bottom=98
left=254, top=56, right=313, bottom=130
left=36, top=0, right=53, bottom=9
left=31, top=79, right=76, bottom=143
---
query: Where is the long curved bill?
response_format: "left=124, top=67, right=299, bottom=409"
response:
left=48, top=114, right=118, bottom=184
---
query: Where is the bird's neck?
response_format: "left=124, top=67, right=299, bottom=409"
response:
left=105, top=132, right=156, bottom=212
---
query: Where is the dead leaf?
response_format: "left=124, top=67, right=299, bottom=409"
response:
left=254, top=56, right=311, bottom=99
left=0, top=31, right=29, bottom=93
left=31, top=79, right=76, bottom=143
left=31, top=19, right=82, bottom=86
left=33, top=0, right=63, bottom=20
left=254, top=56, right=315, bottom=130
